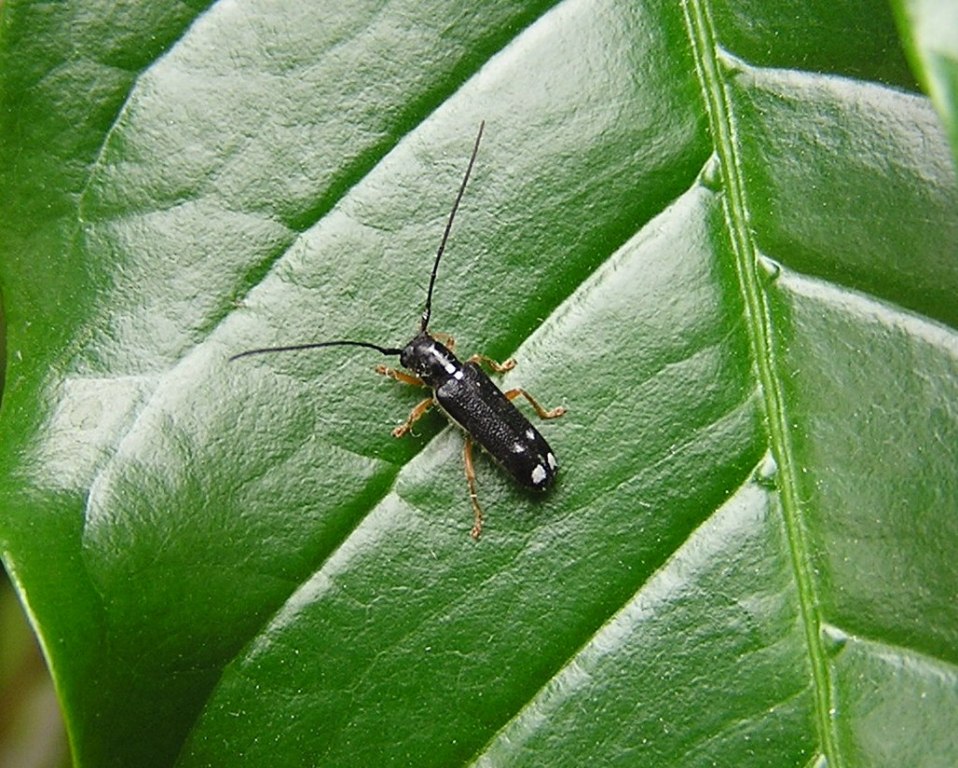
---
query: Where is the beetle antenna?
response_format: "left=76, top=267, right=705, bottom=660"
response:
left=229, top=339, right=402, bottom=363
left=420, top=120, right=484, bottom=333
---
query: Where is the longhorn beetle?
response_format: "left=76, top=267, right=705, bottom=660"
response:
left=230, top=122, right=565, bottom=539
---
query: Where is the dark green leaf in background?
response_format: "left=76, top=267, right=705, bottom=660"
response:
left=1, top=1, right=956, bottom=767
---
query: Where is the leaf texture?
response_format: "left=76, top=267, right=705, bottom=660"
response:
left=0, top=1, right=955, bottom=766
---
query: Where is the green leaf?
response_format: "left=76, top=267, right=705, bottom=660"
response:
left=890, top=0, right=958, bottom=165
left=1, top=1, right=956, bottom=767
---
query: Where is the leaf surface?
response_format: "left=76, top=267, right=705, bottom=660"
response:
left=1, top=1, right=956, bottom=766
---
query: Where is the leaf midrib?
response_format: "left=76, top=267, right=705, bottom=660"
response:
left=682, top=0, right=840, bottom=764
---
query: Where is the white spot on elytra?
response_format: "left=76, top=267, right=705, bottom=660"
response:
left=525, top=428, right=535, bottom=440
left=511, top=442, right=525, bottom=453
left=531, top=464, right=547, bottom=485
left=547, top=452, right=557, bottom=469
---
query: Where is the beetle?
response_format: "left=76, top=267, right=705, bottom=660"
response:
left=230, top=122, right=565, bottom=539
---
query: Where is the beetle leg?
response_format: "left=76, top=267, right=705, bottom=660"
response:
left=503, top=388, right=566, bottom=419
left=392, top=396, right=434, bottom=437
left=467, top=353, right=516, bottom=373
left=375, top=365, right=425, bottom=387
left=463, top=436, right=483, bottom=540
left=431, top=331, right=456, bottom=351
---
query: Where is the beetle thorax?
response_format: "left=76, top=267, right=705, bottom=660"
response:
left=399, top=333, right=459, bottom=386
